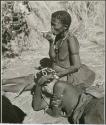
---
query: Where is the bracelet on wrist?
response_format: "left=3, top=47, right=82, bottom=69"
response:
left=53, top=74, right=59, bottom=79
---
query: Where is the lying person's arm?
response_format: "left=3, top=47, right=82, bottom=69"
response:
left=57, top=36, right=81, bottom=77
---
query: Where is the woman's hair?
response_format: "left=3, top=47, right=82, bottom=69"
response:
left=51, top=10, right=72, bottom=29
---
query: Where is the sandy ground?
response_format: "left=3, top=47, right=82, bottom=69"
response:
left=2, top=38, right=105, bottom=123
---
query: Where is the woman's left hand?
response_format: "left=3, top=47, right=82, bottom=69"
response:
left=38, top=74, right=53, bottom=85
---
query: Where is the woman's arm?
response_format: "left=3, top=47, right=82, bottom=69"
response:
left=43, top=32, right=56, bottom=61
left=57, top=36, right=81, bottom=77
left=49, top=42, right=56, bottom=61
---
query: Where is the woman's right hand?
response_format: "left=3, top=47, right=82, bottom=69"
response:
left=43, top=32, right=54, bottom=43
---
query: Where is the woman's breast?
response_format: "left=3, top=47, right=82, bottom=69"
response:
left=55, top=40, right=71, bottom=68
left=58, top=41, right=69, bottom=60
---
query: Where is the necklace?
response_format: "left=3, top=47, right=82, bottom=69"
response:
left=54, top=32, right=69, bottom=54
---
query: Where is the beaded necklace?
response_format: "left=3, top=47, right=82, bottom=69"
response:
left=54, top=32, right=69, bottom=54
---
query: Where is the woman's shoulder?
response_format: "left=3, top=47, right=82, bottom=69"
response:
left=67, top=32, right=79, bottom=47
left=68, top=32, right=78, bottom=40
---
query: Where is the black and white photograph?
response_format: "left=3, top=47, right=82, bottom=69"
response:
left=1, top=0, right=105, bottom=124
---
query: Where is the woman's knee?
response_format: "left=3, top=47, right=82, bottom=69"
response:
left=53, top=81, right=67, bottom=93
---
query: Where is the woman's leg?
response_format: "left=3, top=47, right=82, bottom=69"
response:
left=46, top=81, right=67, bottom=117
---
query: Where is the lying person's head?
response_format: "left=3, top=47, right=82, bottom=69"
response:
left=51, top=10, right=71, bottom=35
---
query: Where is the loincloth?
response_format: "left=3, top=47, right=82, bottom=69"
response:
left=67, top=64, right=95, bottom=88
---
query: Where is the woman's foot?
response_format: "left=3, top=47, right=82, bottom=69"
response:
left=46, top=107, right=62, bottom=117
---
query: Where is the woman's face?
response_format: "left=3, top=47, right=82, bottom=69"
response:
left=51, top=18, right=65, bottom=35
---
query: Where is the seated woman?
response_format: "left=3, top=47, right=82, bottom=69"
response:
left=42, top=10, right=95, bottom=117
left=32, top=11, right=97, bottom=120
